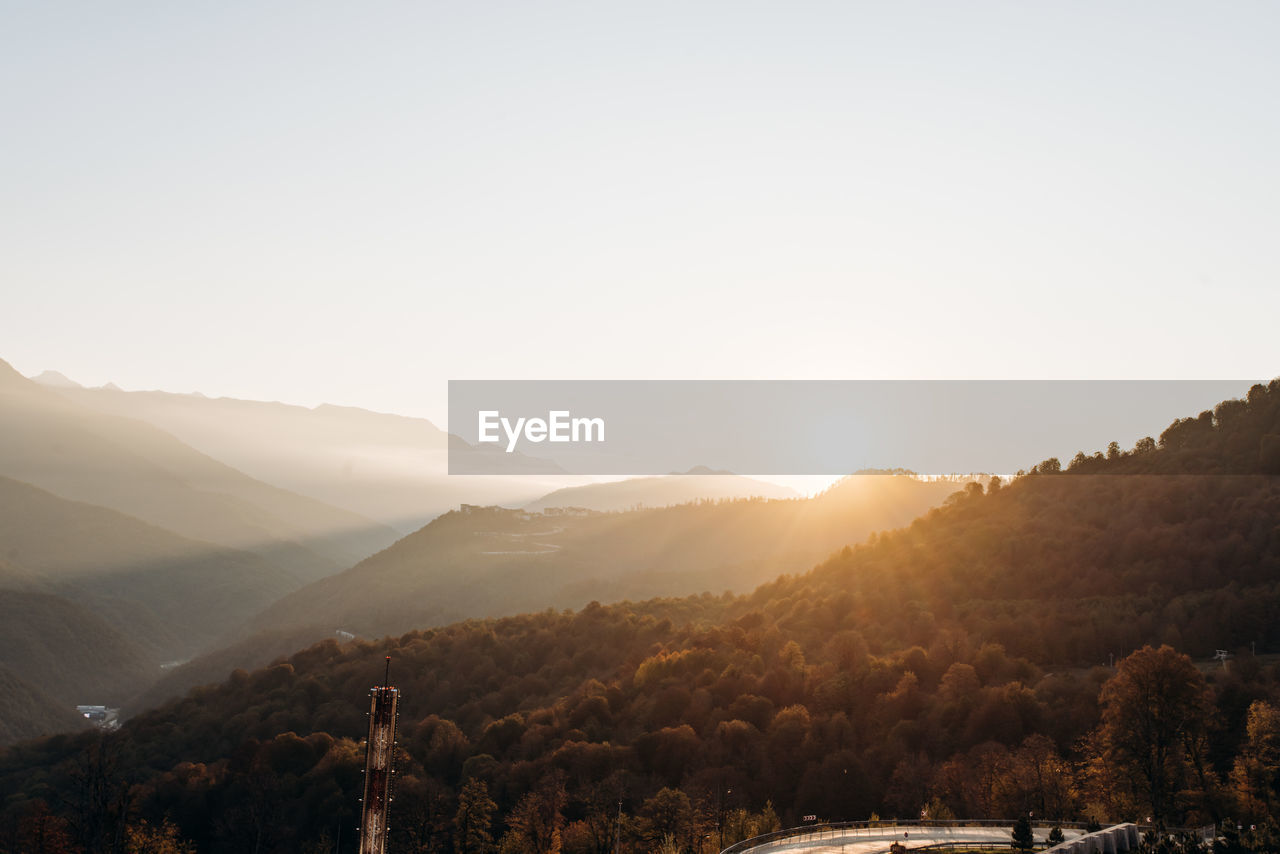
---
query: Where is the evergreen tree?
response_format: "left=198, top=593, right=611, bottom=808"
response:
left=455, top=778, right=497, bottom=854
left=1012, top=815, right=1035, bottom=851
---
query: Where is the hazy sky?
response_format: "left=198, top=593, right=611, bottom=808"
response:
left=3, top=2, right=1277, bottom=424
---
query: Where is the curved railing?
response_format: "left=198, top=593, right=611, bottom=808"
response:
left=719, top=819, right=1094, bottom=854
left=720, top=819, right=1216, bottom=854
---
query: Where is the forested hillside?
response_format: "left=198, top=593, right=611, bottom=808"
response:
left=0, top=589, right=154, bottom=715
left=0, top=476, right=305, bottom=656
left=0, top=476, right=332, bottom=747
left=252, top=473, right=973, bottom=639
left=0, top=667, right=91, bottom=746
left=0, top=358, right=405, bottom=747
left=522, top=471, right=797, bottom=513
left=1, top=380, right=1278, bottom=854
left=136, top=474, right=970, bottom=710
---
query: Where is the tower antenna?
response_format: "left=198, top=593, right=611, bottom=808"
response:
left=359, top=656, right=400, bottom=854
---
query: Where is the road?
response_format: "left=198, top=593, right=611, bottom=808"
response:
left=477, top=526, right=566, bottom=554
left=738, top=825, right=1082, bottom=854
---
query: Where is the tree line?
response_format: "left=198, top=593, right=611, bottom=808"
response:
left=1, top=380, right=1278, bottom=853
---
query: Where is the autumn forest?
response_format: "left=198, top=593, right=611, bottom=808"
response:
left=2, top=381, right=1280, bottom=853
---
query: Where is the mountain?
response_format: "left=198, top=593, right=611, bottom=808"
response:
left=252, top=473, right=972, bottom=638
left=1, top=359, right=397, bottom=579
left=278, top=475, right=966, bottom=635
left=37, top=379, right=569, bottom=533
left=29, top=370, right=81, bottom=389
left=0, top=474, right=352, bottom=744
left=0, top=476, right=303, bottom=656
left=2, top=381, right=1277, bottom=852
left=0, top=665, right=89, bottom=746
left=0, top=588, right=153, bottom=717
left=134, top=474, right=970, bottom=709
left=523, top=471, right=798, bottom=513
left=0, top=358, right=407, bottom=743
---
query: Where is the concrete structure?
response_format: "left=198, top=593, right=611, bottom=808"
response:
left=1042, top=824, right=1142, bottom=854
left=75, top=705, right=120, bottom=731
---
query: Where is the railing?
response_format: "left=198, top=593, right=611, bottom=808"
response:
left=1136, top=824, right=1218, bottom=842
left=719, top=820, right=1094, bottom=854
left=718, top=819, right=1214, bottom=854
left=911, top=845, right=1020, bottom=851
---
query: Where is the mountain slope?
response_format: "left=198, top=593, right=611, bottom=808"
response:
left=523, top=470, right=798, bottom=513
left=0, top=665, right=89, bottom=746
left=1, top=382, right=1278, bottom=848
left=0, top=476, right=304, bottom=654
left=134, top=474, right=969, bottom=709
left=255, top=474, right=970, bottom=637
left=0, top=472, right=336, bottom=743
left=0, top=589, right=153, bottom=732
left=42, top=382, right=564, bottom=532
left=1, top=359, right=397, bottom=580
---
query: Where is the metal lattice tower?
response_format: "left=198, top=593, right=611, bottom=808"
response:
left=358, top=656, right=399, bottom=854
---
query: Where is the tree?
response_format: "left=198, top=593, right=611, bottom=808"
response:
left=1011, top=814, right=1034, bottom=851
left=1077, top=727, right=1138, bottom=826
left=753, top=802, right=781, bottom=837
left=1098, top=645, right=1213, bottom=824
left=921, top=797, right=955, bottom=822
left=1010, top=735, right=1076, bottom=820
left=1230, top=700, right=1280, bottom=820
left=641, top=788, right=693, bottom=849
left=13, top=800, right=76, bottom=854
left=125, top=819, right=196, bottom=854
left=502, top=774, right=565, bottom=854
left=67, top=737, right=130, bottom=853
left=393, top=774, right=455, bottom=852
left=655, top=833, right=681, bottom=854
left=1048, top=826, right=1065, bottom=845
left=455, top=778, right=497, bottom=854
left=1035, top=457, right=1061, bottom=474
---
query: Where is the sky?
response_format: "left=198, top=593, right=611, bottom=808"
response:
left=3, top=2, right=1277, bottom=425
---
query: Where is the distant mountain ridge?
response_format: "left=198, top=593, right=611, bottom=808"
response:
left=0, top=358, right=410, bottom=743
left=35, top=375, right=568, bottom=532
left=523, top=472, right=797, bottom=513
left=29, top=370, right=81, bottom=388
left=28, top=371, right=821, bottom=530
left=2, top=359, right=397, bottom=577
